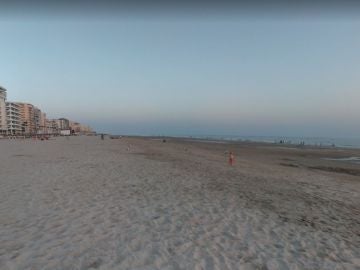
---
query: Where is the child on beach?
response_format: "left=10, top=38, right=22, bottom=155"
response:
left=229, top=152, right=234, bottom=166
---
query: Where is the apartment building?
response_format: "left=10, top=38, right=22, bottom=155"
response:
left=46, top=119, right=59, bottom=134
left=69, top=121, right=93, bottom=134
left=40, top=112, right=46, bottom=134
left=1, top=87, right=94, bottom=136
left=0, top=86, right=8, bottom=135
left=80, top=125, right=93, bottom=134
left=34, top=107, right=41, bottom=133
left=6, top=102, right=22, bottom=135
left=69, top=121, right=81, bottom=133
left=57, top=118, right=70, bottom=130
left=16, top=102, right=36, bottom=134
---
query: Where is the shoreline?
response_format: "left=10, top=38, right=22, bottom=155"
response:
left=114, top=134, right=360, bottom=151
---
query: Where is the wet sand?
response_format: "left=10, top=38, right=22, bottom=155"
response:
left=0, top=136, right=359, bottom=270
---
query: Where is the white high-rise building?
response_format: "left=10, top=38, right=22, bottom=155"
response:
left=6, top=102, right=22, bottom=135
left=0, top=86, right=8, bottom=135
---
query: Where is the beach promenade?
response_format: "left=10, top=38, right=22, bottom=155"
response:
left=0, top=136, right=359, bottom=270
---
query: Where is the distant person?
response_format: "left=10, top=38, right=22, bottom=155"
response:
left=101, top=134, right=104, bottom=140
left=229, top=152, right=235, bottom=166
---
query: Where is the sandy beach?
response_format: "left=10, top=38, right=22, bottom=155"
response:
left=0, top=136, right=359, bottom=270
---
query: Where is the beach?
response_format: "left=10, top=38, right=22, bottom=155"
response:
left=0, top=136, right=359, bottom=270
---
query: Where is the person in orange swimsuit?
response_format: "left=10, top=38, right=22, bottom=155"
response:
left=229, top=152, right=234, bottom=166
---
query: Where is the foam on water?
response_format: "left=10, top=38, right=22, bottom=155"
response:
left=323, top=157, right=360, bottom=164
left=180, top=135, right=360, bottom=149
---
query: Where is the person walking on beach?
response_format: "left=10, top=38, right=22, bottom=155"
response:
left=229, top=151, right=235, bottom=166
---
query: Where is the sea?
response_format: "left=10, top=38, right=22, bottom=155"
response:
left=174, top=135, right=360, bottom=149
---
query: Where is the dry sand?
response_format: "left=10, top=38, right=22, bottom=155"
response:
left=0, top=136, right=359, bottom=270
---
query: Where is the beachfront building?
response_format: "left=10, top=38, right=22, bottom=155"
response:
left=32, top=108, right=47, bottom=134
left=33, top=107, right=41, bottom=134
left=16, top=102, right=36, bottom=135
left=46, top=119, right=59, bottom=135
left=0, top=86, right=8, bottom=135
left=69, top=121, right=81, bottom=134
left=50, top=118, right=70, bottom=134
left=0, top=86, right=93, bottom=136
left=81, top=125, right=93, bottom=134
left=40, top=112, right=46, bottom=134
left=69, top=121, right=94, bottom=135
left=57, top=118, right=70, bottom=130
left=6, top=102, right=22, bottom=135
left=35, top=112, right=46, bottom=134
left=34, top=111, right=47, bottom=135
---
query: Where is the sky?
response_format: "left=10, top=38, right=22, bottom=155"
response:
left=1, top=1, right=360, bottom=137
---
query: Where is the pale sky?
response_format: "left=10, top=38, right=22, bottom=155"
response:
left=1, top=2, right=360, bottom=137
